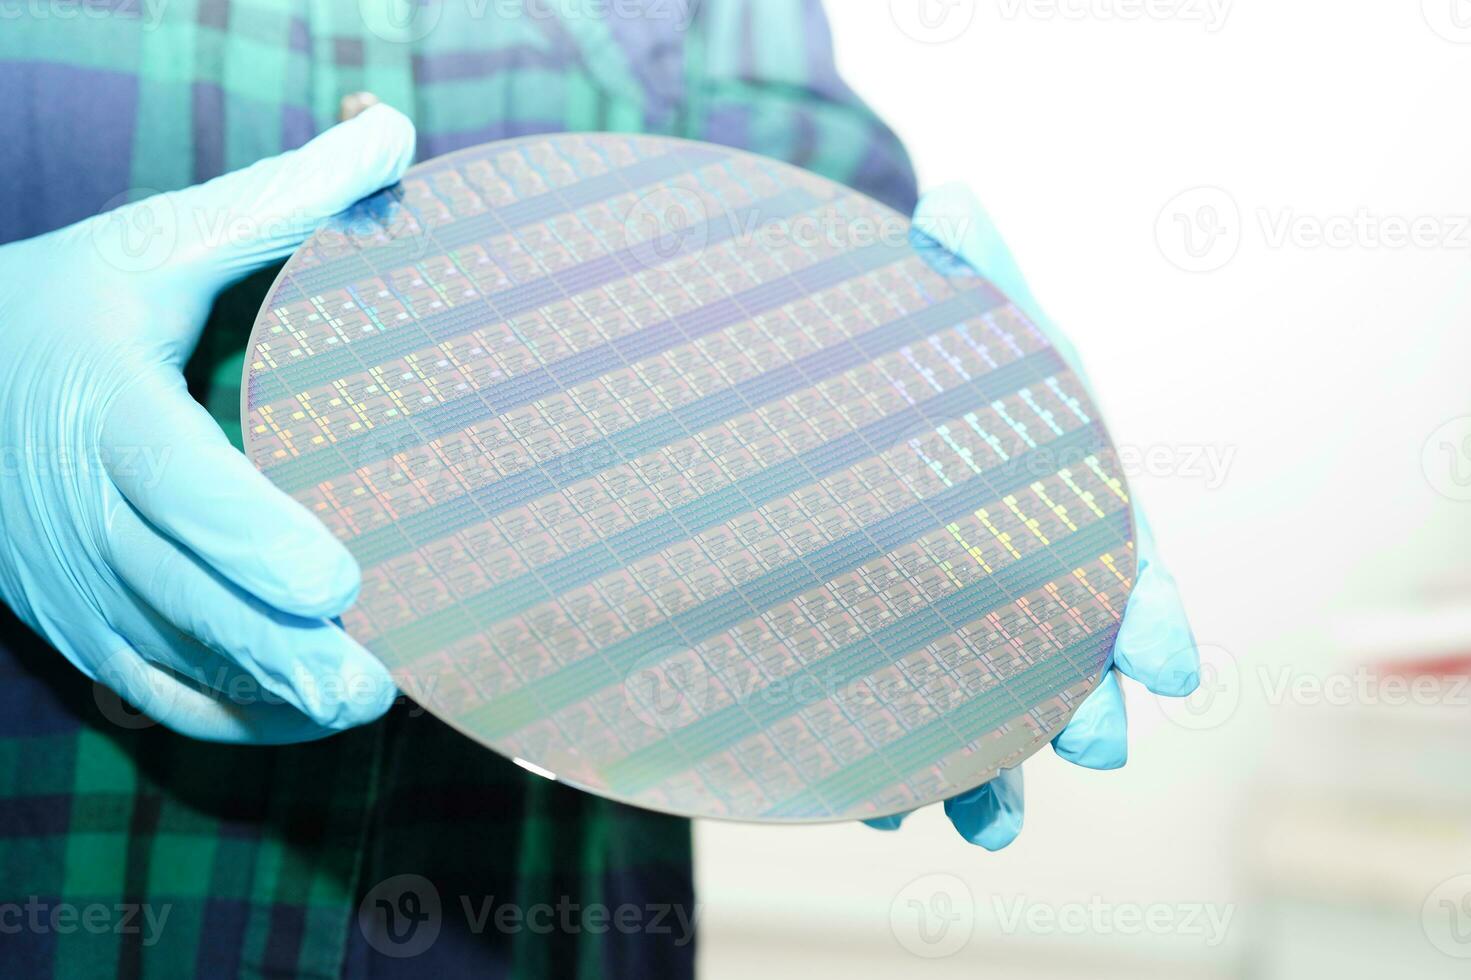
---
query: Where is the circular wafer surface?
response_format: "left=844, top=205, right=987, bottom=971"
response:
left=243, top=133, right=1135, bottom=822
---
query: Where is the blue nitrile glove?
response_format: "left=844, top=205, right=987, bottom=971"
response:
left=0, top=105, right=416, bottom=744
left=865, top=185, right=1201, bottom=848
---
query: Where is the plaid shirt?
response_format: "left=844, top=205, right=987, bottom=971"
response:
left=0, top=1, right=917, bottom=977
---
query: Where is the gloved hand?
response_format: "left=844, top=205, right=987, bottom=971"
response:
left=0, top=105, right=417, bottom=744
left=865, top=185, right=1201, bottom=848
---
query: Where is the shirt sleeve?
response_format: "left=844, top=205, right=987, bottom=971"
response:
left=681, top=0, right=920, bottom=214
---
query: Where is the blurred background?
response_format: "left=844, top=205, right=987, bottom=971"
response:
left=696, top=3, right=1471, bottom=977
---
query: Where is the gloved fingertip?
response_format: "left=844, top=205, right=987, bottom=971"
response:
left=1149, top=659, right=1201, bottom=700
left=970, top=820, right=1023, bottom=852
left=1052, top=673, right=1129, bottom=770
left=286, top=648, right=397, bottom=732
left=913, top=183, right=987, bottom=253
left=1115, top=616, right=1201, bottom=698
left=320, top=687, right=396, bottom=732
left=341, top=647, right=399, bottom=722
left=909, top=227, right=981, bottom=279
left=1052, top=720, right=1128, bottom=770
left=1055, top=740, right=1127, bottom=771
left=864, top=812, right=908, bottom=832
left=955, top=800, right=1024, bottom=852
left=263, top=535, right=362, bottom=619
left=338, top=102, right=417, bottom=187
left=1112, top=559, right=1199, bottom=697
left=945, top=768, right=1025, bottom=851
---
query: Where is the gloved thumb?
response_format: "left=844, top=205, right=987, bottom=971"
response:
left=144, top=103, right=416, bottom=293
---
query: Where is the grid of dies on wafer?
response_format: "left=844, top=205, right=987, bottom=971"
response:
left=379, top=160, right=1112, bottom=800
left=336, top=282, right=1035, bottom=656
left=325, top=164, right=917, bottom=653
left=349, top=354, right=1114, bottom=657
left=408, top=297, right=1106, bottom=685
left=391, top=291, right=1123, bottom=806
left=294, top=248, right=932, bottom=544
left=246, top=182, right=855, bottom=489
left=335, top=305, right=1050, bottom=639
left=245, top=145, right=838, bottom=466
left=243, top=133, right=1135, bottom=819
left=491, top=497, right=1133, bottom=816
left=288, top=139, right=853, bottom=685
left=286, top=241, right=989, bottom=622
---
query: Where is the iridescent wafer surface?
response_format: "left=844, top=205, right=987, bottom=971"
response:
left=242, top=133, right=1135, bottom=822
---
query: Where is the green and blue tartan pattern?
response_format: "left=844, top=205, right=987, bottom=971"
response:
left=0, top=1, right=917, bottom=976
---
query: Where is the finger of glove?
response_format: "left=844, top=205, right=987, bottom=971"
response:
left=102, top=494, right=396, bottom=731
left=1113, top=512, right=1200, bottom=698
left=863, top=812, right=909, bottom=832
left=101, top=369, right=361, bottom=618
left=155, top=103, right=415, bottom=291
left=943, top=766, right=1025, bottom=851
left=87, top=634, right=353, bottom=744
left=1052, top=670, right=1128, bottom=770
left=911, top=183, right=1088, bottom=380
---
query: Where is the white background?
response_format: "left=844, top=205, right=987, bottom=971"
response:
left=696, top=3, right=1471, bottom=977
